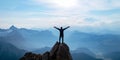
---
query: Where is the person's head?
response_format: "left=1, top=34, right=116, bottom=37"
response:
left=60, top=27, right=62, bottom=29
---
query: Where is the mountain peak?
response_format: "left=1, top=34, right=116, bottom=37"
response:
left=49, top=42, right=72, bottom=60
left=9, top=25, right=17, bottom=30
left=20, top=42, right=72, bottom=60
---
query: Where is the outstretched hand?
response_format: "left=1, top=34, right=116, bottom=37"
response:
left=54, top=26, right=59, bottom=30
left=66, top=26, right=70, bottom=28
left=54, top=26, right=56, bottom=28
left=67, top=26, right=70, bottom=28
left=64, top=26, right=70, bottom=30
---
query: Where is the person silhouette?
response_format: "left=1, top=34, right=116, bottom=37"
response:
left=54, top=26, right=70, bottom=43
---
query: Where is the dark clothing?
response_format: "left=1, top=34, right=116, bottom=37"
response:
left=59, top=29, right=64, bottom=43
left=54, top=26, right=70, bottom=43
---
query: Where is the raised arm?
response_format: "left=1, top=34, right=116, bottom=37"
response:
left=54, top=26, right=60, bottom=30
left=63, top=26, right=70, bottom=30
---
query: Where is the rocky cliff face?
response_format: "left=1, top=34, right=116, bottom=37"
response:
left=20, top=42, right=72, bottom=60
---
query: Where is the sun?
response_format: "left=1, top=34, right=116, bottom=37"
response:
left=52, top=0, right=78, bottom=8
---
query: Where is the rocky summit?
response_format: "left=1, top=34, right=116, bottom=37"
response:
left=20, top=42, right=72, bottom=60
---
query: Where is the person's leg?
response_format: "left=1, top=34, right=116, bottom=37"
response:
left=59, top=35, right=61, bottom=43
left=62, top=35, right=64, bottom=43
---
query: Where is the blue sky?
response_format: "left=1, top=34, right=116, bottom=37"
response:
left=0, top=0, right=120, bottom=34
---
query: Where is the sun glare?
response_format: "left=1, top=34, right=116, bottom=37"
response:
left=52, top=0, right=78, bottom=8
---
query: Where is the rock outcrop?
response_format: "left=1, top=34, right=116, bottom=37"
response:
left=20, top=52, right=42, bottom=60
left=20, top=42, right=72, bottom=60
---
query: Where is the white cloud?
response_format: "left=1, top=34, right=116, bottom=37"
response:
left=33, top=0, right=79, bottom=9
left=110, top=0, right=120, bottom=8
left=0, top=0, right=120, bottom=34
left=32, top=0, right=120, bottom=10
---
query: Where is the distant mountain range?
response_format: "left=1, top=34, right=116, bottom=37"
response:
left=72, top=52, right=102, bottom=60
left=1, top=25, right=120, bottom=52
left=71, top=48, right=96, bottom=57
left=0, top=41, right=25, bottom=60
left=0, top=25, right=120, bottom=60
left=32, top=47, right=50, bottom=54
left=67, top=31, right=120, bottom=53
left=104, top=52, right=120, bottom=60
left=0, top=25, right=57, bottom=50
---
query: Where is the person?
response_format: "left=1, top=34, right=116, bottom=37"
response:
left=54, top=26, right=70, bottom=43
